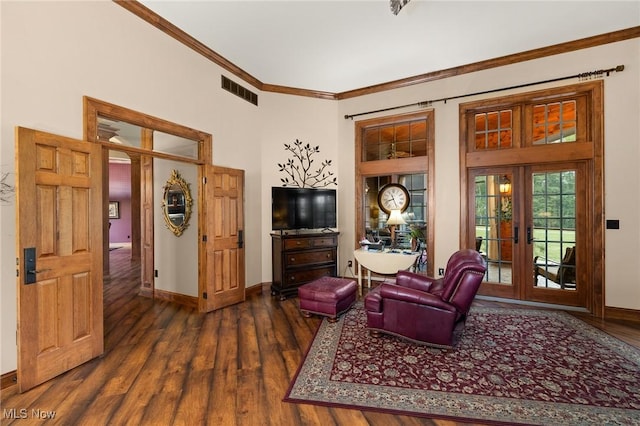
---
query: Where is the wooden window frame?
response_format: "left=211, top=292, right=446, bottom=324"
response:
left=459, top=81, right=604, bottom=316
left=355, top=110, right=435, bottom=276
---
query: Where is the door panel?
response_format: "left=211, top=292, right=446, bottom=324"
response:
left=525, top=163, right=585, bottom=307
left=16, top=127, right=103, bottom=392
left=471, top=170, right=518, bottom=299
left=202, top=165, right=245, bottom=312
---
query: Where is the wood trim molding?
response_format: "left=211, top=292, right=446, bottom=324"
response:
left=337, top=27, right=640, bottom=100
left=605, top=306, right=640, bottom=324
left=115, top=1, right=639, bottom=100
left=260, top=83, right=336, bottom=100
left=246, top=284, right=264, bottom=298
left=154, top=289, right=198, bottom=309
left=1, top=370, right=17, bottom=391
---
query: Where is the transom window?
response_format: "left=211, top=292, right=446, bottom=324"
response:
left=363, top=118, right=427, bottom=161
left=469, top=94, right=587, bottom=153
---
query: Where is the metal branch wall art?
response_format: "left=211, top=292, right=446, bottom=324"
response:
left=277, top=139, right=337, bottom=188
left=390, top=0, right=411, bottom=15
left=0, top=172, right=15, bottom=204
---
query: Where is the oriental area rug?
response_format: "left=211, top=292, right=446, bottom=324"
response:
left=284, top=304, right=640, bottom=425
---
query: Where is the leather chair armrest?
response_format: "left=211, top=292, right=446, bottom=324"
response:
left=364, top=286, right=383, bottom=313
left=395, top=270, right=441, bottom=293
left=379, top=283, right=456, bottom=313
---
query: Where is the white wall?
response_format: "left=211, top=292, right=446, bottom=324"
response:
left=154, top=160, right=199, bottom=297
left=1, top=1, right=262, bottom=375
left=337, top=39, right=640, bottom=310
left=259, top=93, right=340, bottom=279
left=1, top=1, right=639, bottom=377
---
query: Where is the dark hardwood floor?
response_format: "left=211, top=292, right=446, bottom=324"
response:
left=2, top=246, right=639, bottom=425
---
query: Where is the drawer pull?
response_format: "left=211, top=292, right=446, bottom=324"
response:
left=290, top=257, right=295, bottom=262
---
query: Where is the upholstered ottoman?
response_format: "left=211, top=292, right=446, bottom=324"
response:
left=298, top=277, right=357, bottom=322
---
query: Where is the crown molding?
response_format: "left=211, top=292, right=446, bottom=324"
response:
left=260, top=83, right=336, bottom=100
left=337, top=26, right=640, bottom=100
left=116, top=2, right=639, bottom=101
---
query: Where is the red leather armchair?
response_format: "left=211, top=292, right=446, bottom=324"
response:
left=364, top=249, right=487, bottom=348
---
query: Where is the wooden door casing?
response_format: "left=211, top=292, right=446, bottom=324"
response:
left=16, top=127, right=103, bottom=392
left=140, top=154, right=154, bottom=297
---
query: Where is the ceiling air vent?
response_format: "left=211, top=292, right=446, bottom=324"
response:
left=221, top=75, right=258, bottom=106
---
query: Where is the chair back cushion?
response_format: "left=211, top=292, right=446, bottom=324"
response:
left=440, top=249, right=486, bottom=314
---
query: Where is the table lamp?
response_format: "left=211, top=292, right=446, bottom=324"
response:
left=386, top=209, right=406, bottom=249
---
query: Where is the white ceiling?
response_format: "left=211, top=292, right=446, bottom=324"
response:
left=139, top=1, right=639, bottom=94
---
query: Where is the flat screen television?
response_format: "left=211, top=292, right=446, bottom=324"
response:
left=271, top=187, right=337, bottom=231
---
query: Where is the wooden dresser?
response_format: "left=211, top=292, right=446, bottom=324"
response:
left=271, top=231, right=339, bottom=300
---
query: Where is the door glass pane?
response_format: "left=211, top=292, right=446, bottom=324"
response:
left=363, top=174, right=426, bottom=258
left=474, top=110, right=513, bottom=150
left=97, top=117, right=142, bottom=148
left=532, top=170, right=577, bottom=290
left=399, top=174, right=427, bottom=257
left=532, top=101, right=577, bottom=145
left=474, top=173, right=513, bottom=284
left=154, top=131, right=199, bottom=160
left=363, top=176, right=391, bottom=243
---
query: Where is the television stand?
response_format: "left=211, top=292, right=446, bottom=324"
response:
left=270, top=230, right=339, bottom=300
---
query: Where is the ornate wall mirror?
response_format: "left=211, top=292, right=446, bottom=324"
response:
left=162, top=169, right=193, bottom=236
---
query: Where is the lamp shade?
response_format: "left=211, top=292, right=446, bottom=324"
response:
left=386, top=209, right=406, bottom=226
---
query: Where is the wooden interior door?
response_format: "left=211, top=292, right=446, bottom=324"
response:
left=202, top=165, right=245, bottom=311
left=15, top=127, right=103, bottom=392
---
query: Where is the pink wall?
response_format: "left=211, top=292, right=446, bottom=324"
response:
left=109, top=162, right=132, bottom=244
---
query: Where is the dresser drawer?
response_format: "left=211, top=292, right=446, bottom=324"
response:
left=284, top=265, right=335, bottom=286
left=283, top=236, right=337, bottom=251
left=310, top=236, right=337, bottom=248
left=284, top=238, right=313, bottom=250
left=284, top=248, right=335, bottom=267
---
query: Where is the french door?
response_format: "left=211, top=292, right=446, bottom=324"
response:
left=470, top=162, right=588, bottom=307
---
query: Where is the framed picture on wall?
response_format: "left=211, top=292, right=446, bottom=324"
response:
left=108, top=201, right=120, bottom=219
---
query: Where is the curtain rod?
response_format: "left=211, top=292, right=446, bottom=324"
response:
left=344, top=65, right=624, bottom=120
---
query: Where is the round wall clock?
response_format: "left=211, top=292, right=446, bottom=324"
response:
left=377, top=183, right=410, bottom=214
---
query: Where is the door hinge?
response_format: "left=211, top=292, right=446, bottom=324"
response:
left=203, top=292, right=208, bottom=299
left=203, top=177, right=207, bottom=184
left=202, top=235, right=207, bottom=242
